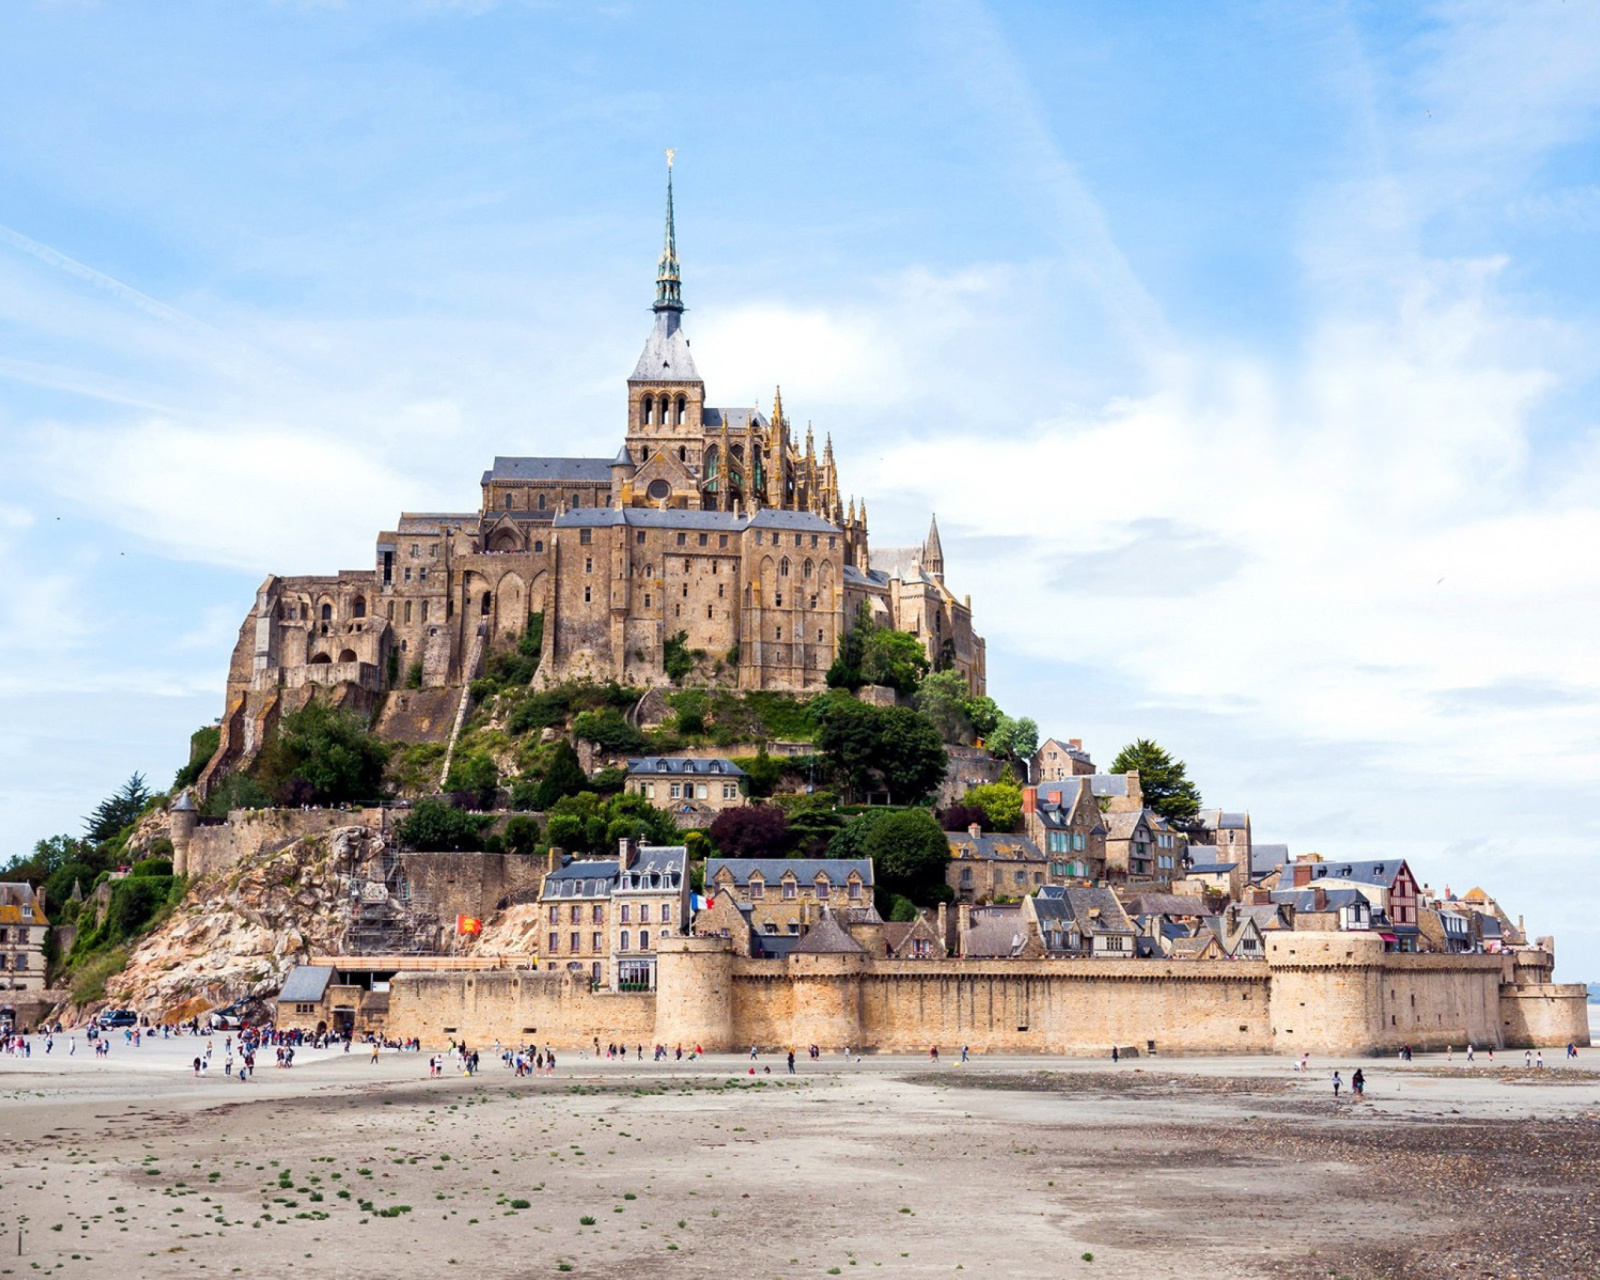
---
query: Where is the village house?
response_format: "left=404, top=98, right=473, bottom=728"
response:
left=1269, top=883, right=1373, bottom=933
left=0, top=883, right=48, bottom=995
left=1023, top=885, right=1138, bottom=957
left=945, top=826, right=1051, bottom=903
left=883, top=913, right=947, bottom=960
left=1103, top=809, right=1184, bottom=884
left=1022, top=778, right=1106, bottom=881
left=1174, top=857, right=1246, bottom=903
left=1031, top=737, right=1094, bottom=782
left=1035, top=771, right=1144, bottom=815
left=1286, top=857, right=1421, bottom=952
left=955, top=903, right=1032, bottom=958
left=624, top=756, right=747, bottom=827
left=1191, top=809, right=1252, bottom=875
left=704, top=857, right=872, bottom=937
left=538, top=841, right=690, bottom=989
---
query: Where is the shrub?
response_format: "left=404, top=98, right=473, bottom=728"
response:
left=173, top=725, right=222, bottom=790
left=590, top=766, right=627, bottom=795
left=389, top=742, right=447, bottom=795
left=393, top=799, right=488, bottom=852
left=405, top=660, right=424, bottom=689
left=444, top=750, right=500, bottom=808
left=130, top=857, right=174, bottom=878
left=963, top=780, right=1023, bottom=833
left=256, top=701, right=390, bottom=806
left=663, top=631, right=698, bottom=684
left=200, top=771, right=271, bottom=818
left=708, top=806, right=790, bottom=858
left=72, top=947, right=129, bottom=1006
left=670, top=688, right=709, bottom=736
left=508, top=689, right=573, bottom=736
left=572, top=709, right=646, bottom=754
left=728, top=749, right=783, bottom=799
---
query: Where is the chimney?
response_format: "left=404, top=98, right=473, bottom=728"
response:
left=967, top=822, right=983, bottom=839
left=1022, top=786, right=1037, bottom=816
left=1068, top=738, right=1082, bottom=750
left=618, top=837, right=637, bottom=871
left=957, top=903, right=972, bottom=943
left=937, top=902, right=948, bottom=945
left=547, top=847, right=564, bottom=876
left=1313, top=886, right=1326, bottom=912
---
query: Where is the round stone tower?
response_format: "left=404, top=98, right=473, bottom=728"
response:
left=170, top=789, right=198, bottom=878
left=654, top=934, right=736, bottom=1051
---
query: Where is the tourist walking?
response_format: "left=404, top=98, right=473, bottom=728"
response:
left=1332, top=1070, right=1342, bottom=1099
left=1111, top=1046, right=1119, bottom=1064
left=786, top=1049, right=795, bottom=1074
left=1351, top=1068, right=1365, bottom=1097
left=1466, top=1043, right=1475, bottom=1063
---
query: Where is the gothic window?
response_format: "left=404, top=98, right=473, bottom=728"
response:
left=320, top=602, right=333, bottom=621
left=352, top=596, right=366, bottom=618
left=779, top=558, right=790, bottom=577
left=802, top=559, right=813, bottom=578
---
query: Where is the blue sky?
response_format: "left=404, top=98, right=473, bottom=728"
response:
left=2, top=1, right=1598, bottom=977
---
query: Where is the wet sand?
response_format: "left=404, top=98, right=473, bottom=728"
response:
left=2, top=1039, right=1597, bottom=1279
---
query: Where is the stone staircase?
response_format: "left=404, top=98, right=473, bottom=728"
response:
left=438, top=622, right=489, bottom=787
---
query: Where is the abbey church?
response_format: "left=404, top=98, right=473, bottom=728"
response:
left=203, top=163, right=983, bottom=786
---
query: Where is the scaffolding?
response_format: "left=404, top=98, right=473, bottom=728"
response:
left=341, top=846, right=442, bottom=956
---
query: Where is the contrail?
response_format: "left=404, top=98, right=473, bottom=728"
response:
left=0, top=221, right=218, bottom=337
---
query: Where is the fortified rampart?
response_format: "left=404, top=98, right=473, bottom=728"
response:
left=386, top=932, right=1590, bottom=1055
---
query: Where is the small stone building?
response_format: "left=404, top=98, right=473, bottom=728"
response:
left=944, top=826, right=1052, bottom=903
left=0, top=883, right=48, bottom=995
left=705, top=857, right=873, bottom=938
left=624, top=756, right=747, bottom=826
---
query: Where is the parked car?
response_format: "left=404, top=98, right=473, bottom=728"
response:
left=100, top=1009, right=139, bottom=1028
left=208, top=1007, right=243, bottom=1031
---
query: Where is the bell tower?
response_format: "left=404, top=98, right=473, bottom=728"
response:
left=627, top=151, right=706, bottom=482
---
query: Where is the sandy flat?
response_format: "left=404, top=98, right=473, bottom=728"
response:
left=2, top=1037, right=1597, bottom=1279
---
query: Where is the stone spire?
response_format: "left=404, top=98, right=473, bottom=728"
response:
left=923, top=513, right=945, bottom=578
left=654, top=149, right=683, bottom=315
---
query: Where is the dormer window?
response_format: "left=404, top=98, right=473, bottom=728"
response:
left=782, top=879, right=797, bottom=900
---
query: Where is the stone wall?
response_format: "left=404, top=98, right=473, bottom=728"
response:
left=179, top=807, right=389, bottom=878
left=380, top=931, right=1590, bottom=1055
left=400, top=851, right=545, bottom=924
left=388, top=968, right=654, bottom=1047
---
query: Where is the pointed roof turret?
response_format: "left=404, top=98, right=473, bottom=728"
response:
left=923, top=513, right=945, bottom=578
left=654, top=148, right=683, bottom=315
left=612, top=443, right=635, bottom=467
left=630, top=152, right=700, bottom=384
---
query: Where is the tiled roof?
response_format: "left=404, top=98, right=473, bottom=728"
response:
left=278, top=966, right=334, bottom=1004
left=483, top=457, right=616, bottom=484
left=944, top=831, right=1044, bottom=861
left=707, top=858, right=873, bottom=887
left=1302, top=859, right=1410, bottom=889
left=626, top=756, right=747, bottom=778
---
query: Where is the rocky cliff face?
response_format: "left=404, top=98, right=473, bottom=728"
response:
left=100, top=825, right=385, bottom=1023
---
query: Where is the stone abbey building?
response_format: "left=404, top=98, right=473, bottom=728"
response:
left=203, top=164, right=983, bottom=789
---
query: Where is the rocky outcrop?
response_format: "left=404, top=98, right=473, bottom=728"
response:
left=98, top=825, right=386, bottom=1023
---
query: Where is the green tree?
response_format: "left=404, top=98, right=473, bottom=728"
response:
left=913, top=669, right=975, bottom=744
left=985, top=714, right=1039, bottom=764
left=501, top=814, right=542, bottom=855
left=965, top=696, right=1002, bottom=742
left=1109, top=738, right=1202, bottom=825
left=827, top=808, right=893, bottom=861
left=815, top=701, right=947, bottom=804
left=533, top=740, right=589, bottom=810
left=826, top=603, right=875, bottom=690
left=256, top=701, right=390, bottom=806
left=859, top=629, right=930, bottom=695
left=864, top=808, right=952, bottom=908
left=730, top=748, right=784, bottom=799
left=85, top=774, right=153, bottom=843
left=200, top=771, right=271, bottom=817
left=394, top=799, right=487, bottom=852
left=964, top=779, right=1024, bottom=833
left=707, top=806, right=790, bottom=858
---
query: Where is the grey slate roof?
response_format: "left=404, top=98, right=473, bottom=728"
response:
left=1251, top=842, right=1290, bottom=875
left=1123, top=893, right=1208, bottom=917
left=627, top=756, right=747, bottom=778
left=279, top=966, right=334, bottom=1004
left=1038, top=774, right=1132, bottom=802
left=1185, top=861, right=1238, bottom=876
left=1198, top=809, right=1249, bottom=830
left=701, top=407, right=769, bottom=431
left=945, top=831, right=1045, bottom=861
left=615, top=845, right=687, bottom=888
left=541, top=858, right=620, bottom=899
left=629, top=311, right=701, bottom=382
left=1035, top=885, right=1136, bottom=935
left=1270, top=886, right=1369, bottom=911
left=1302, top=859, right=1411, bottom=888
left=791, top=911, right=864, bottom=955
left=707, top=858, right=873, bottom=887
left=483, top=456, right=616, bottom=484
left=962, top=909, right=1027, bottom=958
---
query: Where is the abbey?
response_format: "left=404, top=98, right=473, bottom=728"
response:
left=202, top=165, right=983, bottom=788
